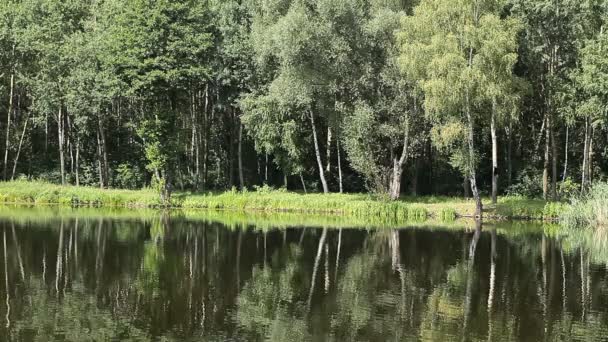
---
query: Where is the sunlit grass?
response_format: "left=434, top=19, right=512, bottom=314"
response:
left=0, top=180, right=563, bottom=220
left=561, top=183, right=608, bottom=230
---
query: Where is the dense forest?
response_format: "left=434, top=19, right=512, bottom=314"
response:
left=0, top=0, right=607, bottom=213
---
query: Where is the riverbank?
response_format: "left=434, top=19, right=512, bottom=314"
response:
left=0, top=181, right=565, bottom=220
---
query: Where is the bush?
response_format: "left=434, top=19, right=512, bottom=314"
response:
left=114, top=163, right=145, bottom=189
left=505, top=168, right=543, bottom=198
left=36, top=170, right=63, bottom=184
left=559, top=177, right=580, bottom=199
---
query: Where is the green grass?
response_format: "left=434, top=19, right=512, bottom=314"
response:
left=0, top=180, right=564, bottom=220
left=560, top=183, right=608, bottom=230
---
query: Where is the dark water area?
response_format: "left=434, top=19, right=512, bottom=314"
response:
left=0, top=211, right=607, bottom=341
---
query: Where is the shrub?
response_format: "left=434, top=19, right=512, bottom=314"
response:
left=114, top=163, right=145, bottom=189
left=559, top=177, right=580, bottom=200
left=505, top=168, right=543, bottom=198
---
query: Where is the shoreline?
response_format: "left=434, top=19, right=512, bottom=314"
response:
left=0, top=181, right=566, bottom=222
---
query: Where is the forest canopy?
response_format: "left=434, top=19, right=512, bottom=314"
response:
left=0, top=0, right=607, bottom=211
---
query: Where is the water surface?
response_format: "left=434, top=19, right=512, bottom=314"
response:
left=0, top=208, right=607, bottom=341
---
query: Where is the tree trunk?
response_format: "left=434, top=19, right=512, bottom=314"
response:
left=190, top=89, right=198, bottom=181
left=3, top=73, right=14, bottom=180
left=581, top=117, right=590, bottom=192
left=228, top=108, right=235, bottom=189
left=506, top=122, right=513, bottom=187
left=67, top=114, right=74, bottom=176
left=337, top=137, right=343, bottom=194
left=264, top=153, right=268, bottom=184
left=326, top=127, right=332, bottom=173
left=465, top=97, right=482, bottom=218
left=96, top=127, right=105, bottom=188
left=75, top=137, right=80, bottom=187
left=300, top=172, right=307, bottom=193
left=97, top=115, right=109, bottom=188
left=543, top=113, right=550, bottom=200
left=202, top=84, right=211, bottom=191
left=389, top=124, right=409, bottom=201
left=550, top=114, right=558, bottom=201
left=588, top=126, right=595, bottom=184
left=58, top=107, right=66, bottom=185
left=490, top=105, right=498, bottom=205
left=309, top=111, right=329, bottom=193
left=11, top=114, right=29, bottom=181
left=238, top=123, right=244, bottom=190
left=562, top=125, right=569, bottom=183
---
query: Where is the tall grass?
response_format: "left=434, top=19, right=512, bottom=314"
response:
left=0, top=180, right=561, bottom=220
left=561, top=183, right=608, bottom=230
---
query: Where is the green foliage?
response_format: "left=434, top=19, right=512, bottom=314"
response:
left=505, top=168, right=543, bottom=198
left=114, top=163, right=145, bottom=190
left=2, top=0, right=608, bottom=211
left=561, top=182, right=608, bottom=229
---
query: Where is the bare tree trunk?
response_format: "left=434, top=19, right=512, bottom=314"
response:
left=98, top=115, right=109, bottom=187
left=75, top=137, right=80, bottom=186
left=96, top=127, right=104, bottom=188
left=3, top=73, right=14, bottom=180
left=506, top=122, right=513, bottom=187
left=562, top=125, right=569, bottom=183
left=264, top=153, right=268, bottom=184
left=581, top=117, right=590, bottom=192
left=300, top=173, right=307, bottom=193
left=337, top=137, right=343, bottom=194
left=11, top=114, right=29, bottom=181
left=589, top=126, right=595, bottom=184
left=491, top=104, right=498, bottom=205
left=550, top=114, right=558, bottom=200
left=466, top=98, right=482, bottom=218
left=326, top=127, right=332, bottom=173
left=228, top=109, right=235, bottom=189
left=309, top=111, right=329, bottom=193
left=202, top=84, right=211, bottom=190
left=58, top=107, right=66, bottom=185
left=389, top=124, right=409, bottom=201
left=534, top=116, right=546, bottom=155
left=543, top=113, right=550, bottom=200
left=238, top=123, right=244, bottom=190
left=67, top=114, right=74, bottom=176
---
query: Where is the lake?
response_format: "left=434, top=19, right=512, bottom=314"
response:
left=0, top=207, right=607, bottom=341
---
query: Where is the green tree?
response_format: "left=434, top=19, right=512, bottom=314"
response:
left=104, top=0, right=213, bottom=202
left=399, top=0, right=521, bottom=216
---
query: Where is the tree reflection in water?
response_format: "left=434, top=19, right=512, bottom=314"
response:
left=0, top=214, right=606, bottom=341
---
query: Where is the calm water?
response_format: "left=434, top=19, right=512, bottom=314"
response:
left=0, top=209, right=607, bottom=341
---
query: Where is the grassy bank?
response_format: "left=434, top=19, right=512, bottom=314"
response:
left=560, top=183, right=608, bottom=230
left=0, top=181, right=564, bottom=220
